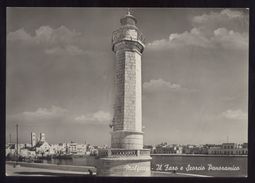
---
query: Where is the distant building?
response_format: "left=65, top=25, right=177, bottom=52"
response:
left=20, top=148, right=36, bottom=158
left=66, top=142, right=87, bottom=155
left=87, top=145, right=98, bottom=155
left=222, top=143, right=237, bottom=149
left=182, top=145, right=208, bottom=154
left=68, top=142, right=78, bottom=154
left=154, top=144, right=182, bottom=154
left=33, top=141, right=53, bottom=157
left=208, top=146, right=221, bottom=155
left=40, top=133, right=46, bottom=142
left=31, top=132, right=37, bottom=147
left=174, top=145, right=183, bottom=154
left=208, top=143, right=248, bottom=155
left=6, top=144, right=16, bottom=156
left=76, top=144, right=87, bottom=155
left=51, top=143, right=68, bottom=154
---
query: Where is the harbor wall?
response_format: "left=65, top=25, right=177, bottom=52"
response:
left=6, top=161, right=96, bottom=172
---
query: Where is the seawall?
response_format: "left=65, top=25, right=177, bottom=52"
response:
left=6, top=161, right=96, bottom=173
left=151, top=154, right=248, bottom=157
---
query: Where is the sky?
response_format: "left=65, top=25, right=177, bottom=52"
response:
left=6, top=8, right=249, bottom=146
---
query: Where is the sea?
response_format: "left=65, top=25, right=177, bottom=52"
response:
left=42, top=154, right=247, bottom=177
left=150, top=154, right=247, bottom=177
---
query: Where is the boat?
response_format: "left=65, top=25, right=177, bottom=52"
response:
left=53, top=153, right=73, bottom=159
left=33, top=159, right=43, bottom=163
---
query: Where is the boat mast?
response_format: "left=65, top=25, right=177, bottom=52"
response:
left=16, top=124, right=19, bottom=161
left=9, top=133, right=11, bottom=144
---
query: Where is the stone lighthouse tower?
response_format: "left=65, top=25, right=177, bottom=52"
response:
left=111, top=10, right=144, bottom=150
left=96, top=10, right=151, bottom=176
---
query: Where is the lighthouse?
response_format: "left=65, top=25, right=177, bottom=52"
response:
left=111, top=9, right=144, bottom=149
left=96, top=10, right=151, bottom=176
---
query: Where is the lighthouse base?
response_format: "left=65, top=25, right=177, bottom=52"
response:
left=96, top=149, right=151, bottom=176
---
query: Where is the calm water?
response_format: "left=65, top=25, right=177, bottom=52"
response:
left=43, top=156, right=96, bottom=167
left=43, top=155, right=247, bottom=177
left=151, top=155, right=247, bottom=177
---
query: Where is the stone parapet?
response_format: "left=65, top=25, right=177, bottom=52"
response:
left=98, top=148, right=151, bottom=158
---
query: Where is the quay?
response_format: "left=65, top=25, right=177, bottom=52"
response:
left=6, top=161, right=207, bottom=177
left=151, top=154, right=248, bottom=157
left=6, top=161, right=96, bottom=176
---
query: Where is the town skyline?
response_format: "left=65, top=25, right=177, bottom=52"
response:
left=6, top=129, right=248, bottom=146
left=6, top=8, right=249, bottom=145
left=6, top=130, right=248, bottom=165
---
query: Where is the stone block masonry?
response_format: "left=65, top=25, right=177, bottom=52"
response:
left=113, top=49, right=142, bottom=133
left=111, top=131, right=143, bottom=149
left=124, top=51, right=141, bottom=132
left=111, top=48, right=143, bottom=149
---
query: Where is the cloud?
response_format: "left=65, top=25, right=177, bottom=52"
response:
left=34, top=25, right=81, bottom=45
left=7, top=28, right=33, bottom=42
left=7, top=107, right=112, bottom=126
left=8, top=25, right=81, bottom=45
left=212, top=28, right=248, bottom=50
left=147, top=9, right=248, bottom=51
left=22, top=105, right=68, bottom=119
left=74, top=110, right=112, bottom=125
left=192, top=9, right=248, bottom=32
left=192, top=9, right=244, bottom=24
left=6, top=105, right=68, bottom=125
left=222, top=109, right=247, bottom=120
left=7, top=25, right=85, bottom=55
left=147, top=28, right=212, bottom=50
left=147, top=27, right=248, bottom=50
left=143, top=79, right=181, bottom=92
left=45, top=45, right=87, bottom=56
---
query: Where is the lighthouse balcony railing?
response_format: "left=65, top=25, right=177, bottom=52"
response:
left=112, top=29, right=145, bottom=45
left=98, top=149, right=150, bottom=158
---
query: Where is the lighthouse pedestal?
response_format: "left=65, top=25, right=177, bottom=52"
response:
left=96, top=149, right=151, bottom=176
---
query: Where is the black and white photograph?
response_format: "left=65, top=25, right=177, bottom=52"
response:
left=5, top=7, right=249, bottom=177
